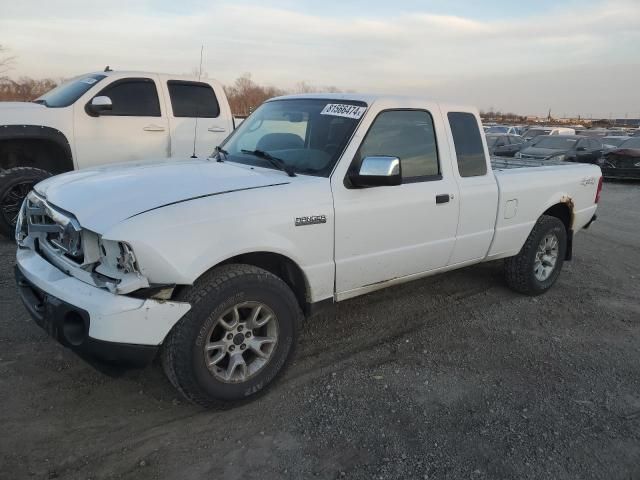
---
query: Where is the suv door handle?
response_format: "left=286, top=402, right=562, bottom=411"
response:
left=143, top=124, right=166, bottom=132
left=208, top=127, right=226, bottom=133
left=435, top=194, right=451, bottom=204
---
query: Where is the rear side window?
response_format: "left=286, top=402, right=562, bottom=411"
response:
left=168, top=81, right=220, bottom=118
left=97, top=79, right=161, bottom=117
left=448, top=112, right=487, bottom=177
left=356, top=110, right=440, bottom=182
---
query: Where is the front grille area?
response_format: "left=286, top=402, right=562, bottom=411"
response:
left=24, top=194, right=84, bottom=262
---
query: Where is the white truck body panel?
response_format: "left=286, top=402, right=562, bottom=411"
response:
left=0, top=71, right=234, bottom=169
left=16, top=93, right=602, bottom=346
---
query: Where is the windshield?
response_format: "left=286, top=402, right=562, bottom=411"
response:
left=36, top=74, right=106, bottom=108
left=619, top=137, right=640, bottom=149
left=485, top=136, right=500, bottom=147
left=523, top=129, right=550, bottom=140
left=485, top=126, right=508, bottom=134
left=530, top=136, right=578, bottom=149
left=603, top=137, right=628, bottom=147
left=221, top=98, right=367, bottom=177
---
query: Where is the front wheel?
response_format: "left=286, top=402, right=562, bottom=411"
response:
left=0, top=167, right=52, bottom=238
left=161, top=264, right=302, bottom=408
left=504, top=215, right=567, bottom=295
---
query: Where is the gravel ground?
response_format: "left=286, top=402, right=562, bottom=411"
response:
left=1, top=182, right=638, bottom=480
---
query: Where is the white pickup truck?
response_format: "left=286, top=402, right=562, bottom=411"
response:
left=0, top=70, right=234, bottom=236
left=14, top=94, right=602, bottom=407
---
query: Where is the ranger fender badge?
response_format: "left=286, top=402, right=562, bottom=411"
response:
left=295, top=215, right=327, bottom=227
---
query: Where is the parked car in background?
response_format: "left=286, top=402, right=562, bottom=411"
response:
left=602, top=136, right=631, bottom=152
left=486, top=133, right=525, bottom=157
left=600, top=136, right=640, bottom=179
left=0, top=70, right=236, bottom=237
left=485, top=125, right=520, bottom=135
left=516, top=135, right=603, bottom=163
left=522, top=127, right=575, bottom=142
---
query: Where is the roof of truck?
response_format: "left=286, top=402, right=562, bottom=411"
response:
left=78, top=70, right=222, bottom=85
left=270, top=93, right=476, bottom=112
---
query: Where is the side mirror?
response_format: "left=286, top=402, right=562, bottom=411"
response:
left=87, top=96, right=112, bottom=116
left=349, top=156, right=401, bottom=187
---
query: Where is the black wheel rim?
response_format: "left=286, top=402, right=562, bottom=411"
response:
left=1, top=181, right=33, bottom=228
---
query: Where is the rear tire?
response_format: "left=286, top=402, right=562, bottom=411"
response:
left=161, top=264, right=302, bottom=408
left=0, top=167, right=52, bottom=238
left=504, top=215, right=567, bottom=295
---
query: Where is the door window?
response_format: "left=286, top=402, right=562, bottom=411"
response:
left=355, top=110, right=440, bottom=182
left=448, top=112, right=487, bottom=177
left=167, top=81, right=220, bottom=118
left=97, top=79, right=161, bottom=117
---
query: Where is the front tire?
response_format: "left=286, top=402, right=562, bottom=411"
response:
left=161, top=264, right=302, bottom=408
left=0, top=167, right=52, bottom=238
left=504, top=215, right=567, bottom=295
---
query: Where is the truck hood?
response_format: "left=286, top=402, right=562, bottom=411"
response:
left=0, top=101, right=47, bottom=111
left=35, top=158, right=291, bottom=233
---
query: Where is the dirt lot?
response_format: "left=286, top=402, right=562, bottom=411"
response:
left=1, top=182, right=638, bottom=480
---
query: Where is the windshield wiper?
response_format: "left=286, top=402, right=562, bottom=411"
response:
left=241, top=149, right=296, bottom=177
left=214, top=146, right=228, bottom=162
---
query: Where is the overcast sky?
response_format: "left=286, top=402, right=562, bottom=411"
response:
left=1, top=0, right=639, bottom=117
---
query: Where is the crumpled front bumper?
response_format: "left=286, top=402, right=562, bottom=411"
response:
left=15, top=247, right=191, bottom=367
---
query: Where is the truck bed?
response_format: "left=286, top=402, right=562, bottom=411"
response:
left=487, top=158, right=601, bottom=261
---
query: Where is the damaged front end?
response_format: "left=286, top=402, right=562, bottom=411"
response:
left=16, top=191, right=151, bottom=295
left=599, top=148, right=640, bottom=180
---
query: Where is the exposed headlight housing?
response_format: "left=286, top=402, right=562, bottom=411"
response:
left=18, top=192, right=149, bottom=295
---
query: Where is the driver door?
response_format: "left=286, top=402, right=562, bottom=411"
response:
left=331, top=106, right=460, bottom=298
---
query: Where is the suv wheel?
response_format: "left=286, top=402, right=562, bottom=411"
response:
left=0, top=167, right=52, bottom=238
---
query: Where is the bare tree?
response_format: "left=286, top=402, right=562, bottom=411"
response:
left=0, top=44, right=16, bottom=77
left=0, top=77, right=58, bottom=101
left=223, top=73, right=285, bottom=116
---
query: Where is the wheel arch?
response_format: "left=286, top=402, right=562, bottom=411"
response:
left=176, top=251, right=313, bottom=316
left=0, top=125, right=74, bottom=173
left=541, top=199, right=574, bottom=260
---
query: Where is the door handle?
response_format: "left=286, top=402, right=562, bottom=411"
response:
left=208, top=126, right=226, bottom=133
left=143, top=124, right=165, bottom=132
left=435, top=194, right=451, bottom=204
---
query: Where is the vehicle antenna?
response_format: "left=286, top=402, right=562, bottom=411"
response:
left=191, top=45, right=204, bottom=159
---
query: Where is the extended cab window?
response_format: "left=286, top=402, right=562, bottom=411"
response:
left=356, top=110, right=440, bottom=182
left=96, top=79, right=161, bottom=117
left=167, top=81, right=220, bottom=118
left=448, top=112, right=487, bottom=177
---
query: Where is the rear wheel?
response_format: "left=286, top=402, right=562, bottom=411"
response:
left=504, top=215, right=567, bottom=295
left=0, top=167, right=52, bottom=238
left=161, top=264, right=302, bottom=408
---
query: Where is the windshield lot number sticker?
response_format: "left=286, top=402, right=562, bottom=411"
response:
left=321, top=104, right=366, bottom=119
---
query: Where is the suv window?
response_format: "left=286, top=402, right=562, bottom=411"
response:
left=448, top=112, right=487, bottom=177
left=356, top=110, right=440, bottom=182
left=167, top=81, right=220, bottom=118
left=97, top=79, right=161, bottom=117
